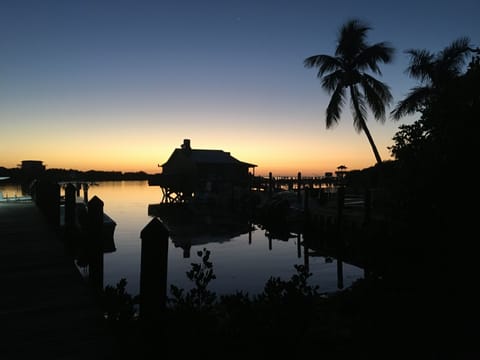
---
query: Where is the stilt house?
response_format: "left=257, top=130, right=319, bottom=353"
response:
left=150, top=139, right=257, bottom=203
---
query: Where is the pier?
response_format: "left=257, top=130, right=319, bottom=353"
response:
left=0, top=201, right=114, bottom=359
left=250, top=171, right=340, bottom=193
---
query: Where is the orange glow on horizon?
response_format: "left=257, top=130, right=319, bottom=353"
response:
left=1, top=132, right=389, bottom=176
left=1, top=112, right=397, bottom=176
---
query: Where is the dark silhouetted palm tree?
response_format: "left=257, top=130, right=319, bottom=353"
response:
left=304, top=19, right=394, bottom=165
left=391, top=37, right=477, bottom=120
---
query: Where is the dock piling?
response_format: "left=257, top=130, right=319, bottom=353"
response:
left=87, top=196, right=104, bottom=293
left=139, top=218, right=169, bottom=322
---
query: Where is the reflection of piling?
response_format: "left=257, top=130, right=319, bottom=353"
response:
left=139, top=218, right=169, bottom=322
left=183, top=245, right=191, bottom=258
left=87, top=196, right=104, bottom=293
left=337, top=259, right=344, bottom=289
left=303, top=235, right=310, bottom=272
left=297, top=233, right=301, bottom=258
left=248, top=221, right=252, bottom=245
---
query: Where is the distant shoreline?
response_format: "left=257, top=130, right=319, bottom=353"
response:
left=0, top=167, right=157, bottom=183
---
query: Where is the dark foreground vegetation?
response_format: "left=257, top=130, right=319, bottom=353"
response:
left=99, top=35, right=480, bottom=358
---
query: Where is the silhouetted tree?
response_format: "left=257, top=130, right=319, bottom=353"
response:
left=391, top=37, right=478, bottom=120
left=304, top=19, right=394, bottom=164
left=390, top=39, right=479, bottom=170
left=388, top=49, right=480, bottom=355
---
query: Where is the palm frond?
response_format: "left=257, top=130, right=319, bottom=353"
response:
left=405, top=49, right=435, bottom=83
left=325, top=85, right=346, bottom=128
left=362, top=74, right=393, bottom=102
left=321, top=70, right=344, bottom=93
left=336, top=19, right=370, bottom=59
left=437, top=36, right=473, bottom=76
left=303, top=54, right=342, bottom=77
left=360, top=75, right=393, bottom=122
left=356, top=42, right=394, bottom=74
left=349, top=85, right=367, bottom=133
left=390, top=86, right=432, bottom=120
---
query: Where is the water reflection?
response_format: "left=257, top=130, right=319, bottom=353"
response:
left=148, top=203, right=253, bottom=258
left=81, top=181, right=363, bottom=297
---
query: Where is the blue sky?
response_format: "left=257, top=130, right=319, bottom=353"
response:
left=1, top=0, right=479, bottom=175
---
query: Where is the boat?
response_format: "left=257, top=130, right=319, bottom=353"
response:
left=0, top=192, right=33, bottom=202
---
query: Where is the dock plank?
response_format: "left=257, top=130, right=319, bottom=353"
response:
left=0, top=202, right=114, bottom=359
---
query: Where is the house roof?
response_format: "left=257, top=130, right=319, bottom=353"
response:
left=162, top=148, right=257, bottom=168
left=190, top=149, right=256, bottom=166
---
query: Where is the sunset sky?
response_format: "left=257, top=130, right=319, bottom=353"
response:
left=1, top=0, right=478, bottom=176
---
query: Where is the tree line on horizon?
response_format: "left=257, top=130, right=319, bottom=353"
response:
left=0, top=166, right=153, bottom=183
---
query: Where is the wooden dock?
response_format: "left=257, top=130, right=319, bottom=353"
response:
left=250, top=172, right=339, bottom=192
left=0, top=201, right=114, bottom=359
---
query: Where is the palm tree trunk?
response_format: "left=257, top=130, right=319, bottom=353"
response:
left=349, top=87, right=383, bottom=164
left=361, top=120, right=383, bottom=164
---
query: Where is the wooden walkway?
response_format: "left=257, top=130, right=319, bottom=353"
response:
left=0, top=201, right=114, bottom=359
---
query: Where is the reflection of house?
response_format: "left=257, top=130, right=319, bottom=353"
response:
left=150, top=139, right=257, bottom=204
left=148, top=203, right=253, bottom=258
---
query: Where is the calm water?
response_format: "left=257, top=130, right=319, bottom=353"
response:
left=1, top=180, right=363, bottom=297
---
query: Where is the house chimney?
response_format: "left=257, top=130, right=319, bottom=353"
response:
left=181, top=139, right=191, bottom=150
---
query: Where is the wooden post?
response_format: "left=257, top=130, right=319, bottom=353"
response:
left=139, top=218, right=169, bottom=322
left=303, top=186, right=310, bottom=232
left=268, top=172, right=273, bottom=199
left=46, top=182, right=60, bottom=228
left=364, top=188, right=371, bottom=225
left=304, top=186, right=309, bottom=213
left=65, top=183, right=76, bottom=232
left=336, top=186, right=345, bottom=289
left=297, top=172, right=302, bottom=203
left=336, top=186, right=345, bottom=241
left=34, top=181, right=59, bottom=227
left=83, top=183, right=89, bottom=203
left=33, top=179, right=43, bottom=208
left=319, top=187, right=327, bottom=204
left=87, top=196, right=104, bottom=293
